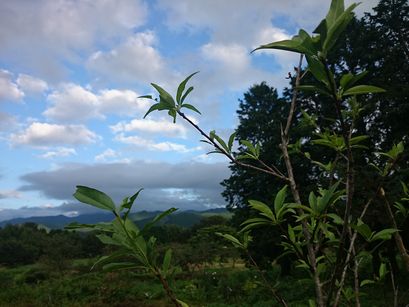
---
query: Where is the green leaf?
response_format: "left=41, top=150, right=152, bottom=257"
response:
left=213, top=133, right=229, bottom=153
left=151, top=83, right=175, bottom=108
left=181, top=103, right=201, bottom=114
left=323, top=3, right=359, bottom=53
left=176, top=71, right=199, bottom=104
left=296, top=85, right=332, bottom=97
left=379, top=262, right=388, bottom=280
left=138, top=95, right=153, bottom=99
left=162, top=249, right=172, bottom=277
left=360, top=279, right=375, bottom=287
left=96, top=234, right=122, bottom=246
left=102, top=262, right=141, bottom=272
left=340, top=71, right=368, bottom=90
left=274, top=186, right=288, bottom=216
left=216, top=233, right=245, bottom=249
left=325, top=0, right=345, bottom=27
left=119, top=188, right=143, bottom=212
left=309, top=192, right=318, bottom=212
left=371, top=228, right=397, bottom=241
left=326, top=213, right=343, bottom=225
left=228, top=132, right=236, bottom=152
left=248, top=200, right=274, bottom=220
left=343, top=85, right=386, bottom=96
left=305, top=55, right=328, bottom=86
left=253, top=31, right=315, bottom=55
left=73, top=186, right=116, bottom=212
left=91, top=250, right=130, bottom=270
left=143, top=102, right=168, bottom=119
left=176, top=299, right=190, bottom=307
left=317, top=181, right=340, bottom=213
left=181, top=86, right=194, bottom=103
left=356, top=220, right=372, bottom=240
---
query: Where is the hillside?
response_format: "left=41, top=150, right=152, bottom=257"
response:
left=0, top=208, right=231, bottom=229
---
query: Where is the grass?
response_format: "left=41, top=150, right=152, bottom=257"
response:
left=0, top=259, right=408, bottom=306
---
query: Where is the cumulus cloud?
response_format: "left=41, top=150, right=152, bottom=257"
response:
left=111, top=118, right=187, bottom=138
left=87, top=31, right=173, bottom=85
left=0, top=0, right=148, bottom=79
left=10, top=122, right=98, bottom=147
left=43, top=84, right=148, bottom=122
left=115, top=133, right=199, bottom=153
left=0, top=69, right=24, bottom=101
left=19, top=161, right=230, bottom=210
left=16, top=74, right=48, bottom=94
left=95, top=148, right=118, bottom=162
left=39, top=147, right=77, bottom=159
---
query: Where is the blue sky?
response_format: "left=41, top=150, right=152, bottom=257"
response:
left=0, top=0, right=377, bottom=220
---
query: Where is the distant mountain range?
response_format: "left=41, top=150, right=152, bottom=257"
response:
left=0, top=208, right=230, bottom=229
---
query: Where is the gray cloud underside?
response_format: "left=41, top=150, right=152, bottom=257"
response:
left=18, top=161, right=231, bottom=212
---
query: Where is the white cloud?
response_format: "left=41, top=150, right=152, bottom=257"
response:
left=0, top=0, right=148, bottom=79
left=39, top=147, right=77, bottom=159
left=0, top=69, right=24, bottom=101
left=16, top=74, right=48, bottom=94
left=95, top=148, right=118, bottom=162
left=111, top=118, right=187, bottom=138
left=87, top=31, right=176, bottom=86
left=44, top=84, right=148, bottom=122
left=44, top=84, right=100, bottom=122
left=10, top=122, right=98, bottom=147
left=98, top=89, right=149, bottom=116
left=115, top=133, right=200, bottom=153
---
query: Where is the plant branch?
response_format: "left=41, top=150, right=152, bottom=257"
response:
left=177, top=110, right=288, bottom=181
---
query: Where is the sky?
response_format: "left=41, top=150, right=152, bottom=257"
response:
left=0, top=0, right=378, bottom=221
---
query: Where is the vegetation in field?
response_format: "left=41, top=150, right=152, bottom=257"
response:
left=1, top=0, right=409, bottom=306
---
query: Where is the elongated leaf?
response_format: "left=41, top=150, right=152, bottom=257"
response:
left=91, top=249, right=130, bottom=270
left=176, top=71, right=199, bottom=104
left=326, top=213, right=343, bottom=225
left=162, top=249, right=172, bottom=277
left=296, top=85, right=332, bottom=97
left=253, top=39, right=313, bottom=55
left=343, top=85, right=386, bottom=96
left=138, top=95, right=153, bottom=99
left=216, top=233, right=244, bottom=249
left=309, top=192, right=318, bottom=212
left=213, top=133, right=229, bottom=153
left=306, top=55, right=328, bottom=86
left=371, top=228, right=397, bottom=241
left=102, top=262, right=142, bottom=272
left=360, top=279, right=375, bottom=287
left=323, top=3, right=359, bottom=52
left=181, top=86, right=194, bottom=103
left=181, top=103, right=201, bottom=114
left=144, top=102, right=166, bottom=118
left=326, top=0, right=345, bottom=27
left=96, top=234, right=122, bottom=246
left=340, top=71, right=368, bottom=90
left=120, top=188, right=143, bottom=212
left=74, top=186, right=116, bottom=211
left=274, top=186, right=288, bottom=215
left=317, top=181, right=340, bottom=213
left=151, top=83, right=175, bottom=108
left=176, top=299, right=190, bottom=307
left=248, top=200, right=274, bottom=220
left=228, top=132, right=236, bottom=152
left=240, top=221, right=270, bottom=233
